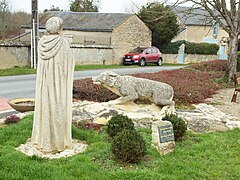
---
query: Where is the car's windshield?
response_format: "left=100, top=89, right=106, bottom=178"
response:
left=130, top=47, right=145, bottom=53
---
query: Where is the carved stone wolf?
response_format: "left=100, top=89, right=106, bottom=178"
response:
left=92, top=71, right=175, bottom=113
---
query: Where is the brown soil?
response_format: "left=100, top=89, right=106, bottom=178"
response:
left=16, top=101, right=35, bottom=106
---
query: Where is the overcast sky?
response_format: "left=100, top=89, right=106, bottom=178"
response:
left=10, top=0, right=154, bottom=13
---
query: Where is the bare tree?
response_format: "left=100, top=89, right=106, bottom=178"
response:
left=0, top=0, right=10, bottom=39
left=10, top=11, right=31, bottom=37
left=0, top=1, right=30, bottom=40
left=123, top=1, right=142, bottom=13
left=172, top=0, right=240, bottom=81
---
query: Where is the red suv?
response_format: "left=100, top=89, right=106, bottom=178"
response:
left=123, top=46, right=163, bottom=66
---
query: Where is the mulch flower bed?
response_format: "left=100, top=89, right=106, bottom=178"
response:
left=73, top=60, right=227, bottom=106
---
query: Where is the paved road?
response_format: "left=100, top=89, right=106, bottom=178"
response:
left=0, top=66, right=184, bottom=99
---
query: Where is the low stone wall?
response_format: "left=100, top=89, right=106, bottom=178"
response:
left=71, top=44, right=113, bottom=65
left=163, top=53, right=218, bottom=64
left=0, top=43, right=31, bottom=69
left=0, top=43, right=114, bottom=69
left=184, top=54, right=218, bottom=64
left=163, top=54, right=178, bottom=64
left=0, top=42, right=219, bottom=69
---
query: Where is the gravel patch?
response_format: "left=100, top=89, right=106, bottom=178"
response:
left=205, top=88, right=240, bottom=120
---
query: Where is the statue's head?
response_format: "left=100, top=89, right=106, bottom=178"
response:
left=92, top=71, right=119, bottom=87
left=45, top=17, right=63, bottom=34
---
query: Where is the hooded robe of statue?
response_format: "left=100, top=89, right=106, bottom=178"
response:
left=31, top=17, right=75, bottom=153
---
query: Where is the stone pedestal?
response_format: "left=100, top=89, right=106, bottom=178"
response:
left=16, top=139, right=87, bottom=159
left=152, top=120, right=175, bottom=155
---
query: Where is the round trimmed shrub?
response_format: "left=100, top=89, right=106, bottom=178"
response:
left=162, top=114, right=187, bottom=141
left=111, top=129, right=147, bottom=163
left=106, top=114, right=135, bottom=137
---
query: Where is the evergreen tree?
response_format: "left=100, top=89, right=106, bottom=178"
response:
left=138, top=2, right=179, bottom=49
left=70, top=0, right=99, bottom=12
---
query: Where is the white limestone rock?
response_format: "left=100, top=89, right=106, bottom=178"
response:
left=177, top=103, right=239, bottom=133
left=73, top=100, right=165, bottom=128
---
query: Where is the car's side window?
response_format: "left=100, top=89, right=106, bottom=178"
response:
left=151, top=48, right=157, bottom=54
left=146, top=48, right=152, bottom=54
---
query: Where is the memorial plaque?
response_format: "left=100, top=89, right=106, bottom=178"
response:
left=152, top=120, right=175, bottom=155
left=158, top=124, right=174, bottom=143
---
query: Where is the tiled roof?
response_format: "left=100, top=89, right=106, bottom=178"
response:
left=172, top=6, right=212, bottom=26
left=36, top=11, right=134, bottom=32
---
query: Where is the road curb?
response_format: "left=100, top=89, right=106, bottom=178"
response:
left=0, top=109, right=18, bottom=119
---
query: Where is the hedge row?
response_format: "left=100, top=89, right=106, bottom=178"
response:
left=161, top=40, right=219, bottom=55
left=161, top=40, right=185, bottom=54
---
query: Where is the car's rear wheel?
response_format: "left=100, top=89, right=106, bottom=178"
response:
left=139, top=58, right=146, bottom=66
left=157, top=58, right=162, bottom=66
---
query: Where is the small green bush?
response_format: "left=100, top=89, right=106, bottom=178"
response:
left=162, top=114, right=187, bottom=141
left=111, top=129, right=147, bottom=163
left=106, top=114, right=135, bottom=137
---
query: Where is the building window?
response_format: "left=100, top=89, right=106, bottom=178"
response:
left=213, top=22, right=219, bottom=39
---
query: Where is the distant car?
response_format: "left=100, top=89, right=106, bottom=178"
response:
left=123, top=46, right=163, bottom=66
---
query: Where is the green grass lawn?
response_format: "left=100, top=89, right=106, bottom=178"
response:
left=0, top=64, right=185, bottom=76
left=74, top=64, right=139, bottom=71
left=1, top=114, right=240, bottom=179
left=75, top=63, right=185, bottom=71
left=0, top=67, right=37, bottom=76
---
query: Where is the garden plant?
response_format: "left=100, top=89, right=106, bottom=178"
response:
left=106, top=114, right=135, bottom=138
left=4, top=114, right=20, bottom=124
left=162, top=114, right=187, bottom=141
left=111, top=129, right=147, bottom=163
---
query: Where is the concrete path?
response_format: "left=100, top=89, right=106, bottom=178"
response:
left=0, top=98, right=11, bottom=111
left=0, top=98, right=17, bottom=119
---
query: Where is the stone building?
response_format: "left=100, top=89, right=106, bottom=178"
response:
left=172, top=6, right=228, bottom=44
left=21, top=11, right=152, bottom=65
left=171, top=6, right=228, bottom=60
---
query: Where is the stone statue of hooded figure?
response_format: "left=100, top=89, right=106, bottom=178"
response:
left=31, top=17, right=75, bottom=153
